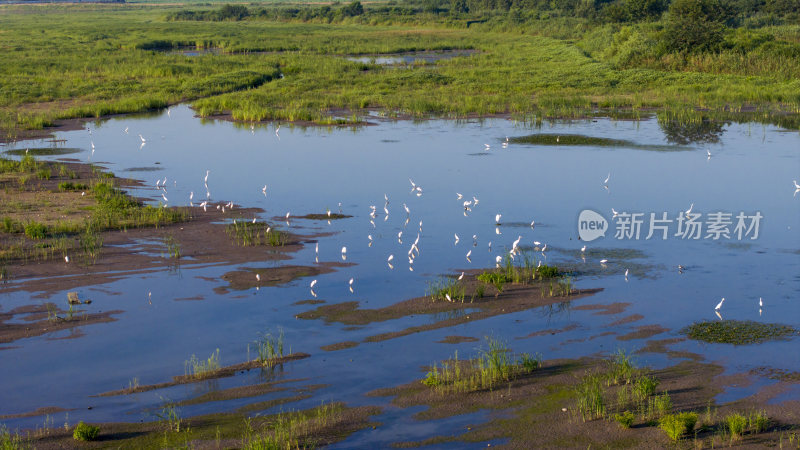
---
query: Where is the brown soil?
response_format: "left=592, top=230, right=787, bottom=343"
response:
left=298, top=277, right=601, bottom=350
left=370, top=352, right=800, bottom=448
left=0, top=406, right=71, bottom=420
left=94, top=353, right=310, bottom=397
left=320, top=341, right=360, bottom=351
left=22, top=402, right=382, bottom=449
left=0, top=303, right=123, bottom=347
left=215, top=263, right=350, bottom=294
left=437, top=335, right=479, bottom=344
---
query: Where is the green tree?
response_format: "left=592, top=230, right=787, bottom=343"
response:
left=342, top=0, right=364, bottom=16
left=662, top=0, right=732, bottom=53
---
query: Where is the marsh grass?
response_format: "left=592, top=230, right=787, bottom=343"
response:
left=154, top=399, right=182, bottom=433
left=184, top=349, right=221, bottom=380
left=242, top=402, right=344, bottom=449
left=659, top=412, right=698, bottom=442
left=682, top=320, right=798, bottom=345
left=226, top=221, right=287, bottom=247
left=0, top=425, right=24, bottom=449
left=426, top=277, right=466, bottom=302
left=726, top=413, right=748, bottom=438
left=422, top=337, right=540, bottom=393
left=477, top=253, right=565, bottom=295
left=251, top=329, right=285, bottom=367
left=164, top=234, right=181, bottom=259
left=576, top=373, right=606, bottom=421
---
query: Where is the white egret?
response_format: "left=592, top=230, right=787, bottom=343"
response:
left=256, top=273, right=261, bottom=282
left=541, top=243, right=547, bottom=252
left=600, top=259, right=608, bottom=264
left=403, top=203, right=410, bottom=215
left=466, top=249, right=472, bottom=261
left=707, top=149, right=712, bottom=158
left=124, top=127, right=129, bottom=134
left=139, top=134, right=146, bottom=143
left=64, top=255, right=70, bottom=263
left=603, top=173, right=610, bottom=185
left=454, top=233, right=460, bottom=245
left=624, top=269, right=629, bottom=279
left=759, top=297, right=763, bottom=308
left=456, top=193, right=463, bottom=200
left=530, top=220, right=535, bottom=229
left=310, top=280, right=317, bottom=288
left=388, top=254, right=394, bottom=262
left=794, top=180, right=800, bottom=190
left=315, top=243, right=319, bottom=254
left=341, top=246, right=347, bottom=255
left=685, top=203, right=694, bottom=218
left=611, top=208, right=619, bottom=217
left=458, top=272, right=464, bottom=280
left=495, top=214, right=502, bottom=225
left=533, top=241, right=541, bottom=247
left=445, top=293, right=451, bottom=302
left=349, top=278, right=354, bottom=293
left=581, top=245, right=586, bottom=253
left=715, top=297, right=725, bottom=310
left=204, top=170, right=210, bottom=184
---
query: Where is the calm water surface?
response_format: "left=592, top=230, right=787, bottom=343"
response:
left=1, top=106, right=798, bottom=444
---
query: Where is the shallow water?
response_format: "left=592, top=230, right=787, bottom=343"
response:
left=1, top=106, right=798, bottom=443
left=345, top=49, right=478, bottom=66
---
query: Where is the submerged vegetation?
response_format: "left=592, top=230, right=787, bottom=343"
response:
left=226, top=221, right=288, bottom=247
left=1, top=1, right=798, bottom=140
left=682, top=320, right=798, bottom=345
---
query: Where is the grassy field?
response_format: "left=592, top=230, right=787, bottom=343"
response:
left=1, top=2, right=798, bottom=139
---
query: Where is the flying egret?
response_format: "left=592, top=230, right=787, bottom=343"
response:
left=454, top=233, right=460, bottom=245
left=456, top=193, right=463, bottom=200
left=495, top=214, right=502, bottom=225
left=715, top=298, right=725, bottom=310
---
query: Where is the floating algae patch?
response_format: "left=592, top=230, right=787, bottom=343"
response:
left=508, top=134, right=688, bottom=152
left=5, top=147, right=82, bottom=156
left=682, top=320, right=799, bottom=345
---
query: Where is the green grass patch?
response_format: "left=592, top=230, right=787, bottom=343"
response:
left=72, top=421, right=99, bottom=442
left=226, top=221, right=288, bottom=247
left=682, top=320, right=798, bottom=345
left=659, top=412, right=697, bottom=442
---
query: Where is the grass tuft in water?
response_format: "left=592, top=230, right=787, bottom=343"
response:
left=682, top=320, right=798, bottom=345
left=426, top=277, right=466, bottom=302
left=184, top=349, right=221, bottom=380
left=226, top=221, right=287, bottom=247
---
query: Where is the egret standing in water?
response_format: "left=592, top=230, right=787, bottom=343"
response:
left=495, top=214, right=502, bottom=225
left=715, top=297, right=725, bottom=311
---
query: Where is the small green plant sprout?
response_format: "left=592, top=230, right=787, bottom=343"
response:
left=185, top=348, right=221, bottom=379
left=659, top=412, right=697, bottom=442
left=72, top=421, right=99, bottom=441
left=614, top=410, right=635, bottom=428
left=154, top=399, right=181, bottom=433
left=749, top=410, right=769, bottom=433
left=253, top=329, right=285, bottom=366
left=164, top=234, right=180, bottom=259
left=607, top=349, right=636, bottom=386
left=576, top=373, right=606, bottom=421
left=726, top=412, right=747, bottom=438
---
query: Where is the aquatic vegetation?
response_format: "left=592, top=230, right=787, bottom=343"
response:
left=614, top=410, right=635, bottom=428
left=477, top=254, right=564, bottom=294
left=164, top=234, right=181, bottom=259
left=749, top=410, right=770, bottom=433
left=58, top=182, right=88, bottom=192
left=251, top=329, right=285, bottom=367
left=606, top=349, right=636, bottom=386
left=726, top=413, right=748, bottom=438
left=576, top=373, right=606, bottom=421
left=426, top=277, right=466, bottom=302
left=659, top=412, right=697, bottom=442
left=72, top=422, right=99, bottom=442
left=242, top=402, right=346, bottom=449
left=226, top=221, right=287, bottom=247
left=0, top=425, right=24, bottom=449
left=682, top=320, right=798, bottom=345
left=23, top=222, right=46, bottom=240
left=421, top=337, right=540, bottom=393
left=184, top=349, right=221, bottom=380
left=155, top=400, right=182, bottom=433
